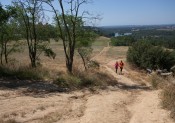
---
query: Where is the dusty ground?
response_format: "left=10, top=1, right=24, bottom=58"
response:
left=0, top=39, right=174, bottom=123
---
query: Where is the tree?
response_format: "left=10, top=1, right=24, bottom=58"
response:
left=44, top=0, right=97, bottom=73
left=13, top=0, right=55, bottom=67
left=0, top=4, right=21, bottom=64
left=76, top=27, right=97, bottom=70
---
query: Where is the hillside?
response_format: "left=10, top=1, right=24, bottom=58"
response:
left=0, top=37, right=174, bottom=123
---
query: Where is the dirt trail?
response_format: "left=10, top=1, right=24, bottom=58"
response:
left=103, top=64, right=173, bottom=123
left=59, top=46, right=174, bottom=123
left=0, top=46, right=174, bottom=123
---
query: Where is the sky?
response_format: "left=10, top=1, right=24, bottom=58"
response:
left=1, top=0, right=175, bottom=26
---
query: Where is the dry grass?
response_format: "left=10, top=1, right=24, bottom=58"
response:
left=107, top=46, right=128, bottom=59
left=0, top=64, right=51, bottom=80
left=9, top=37, right=110, bottom=73
left=53, top=67, right=118, bottom=90
left=38, top=106, right=46, bottom=111
left=119, top=62, right=150, bottom=85
left=161, top=83, right=175, bottom=120
left=10, top=40, right=66, bottom=73
left=151, top=74, right=174, bottom=89
left=92, top=36, right=110, bottom=46
left=0, top=36, right=118, bottom=90
left=150, top=74, right=175, bottom=120
left=40, top=113, right=61, bottom=123
left=151, top=74, right=165, bottom=89
left=91, top=37, right=110, bottom=58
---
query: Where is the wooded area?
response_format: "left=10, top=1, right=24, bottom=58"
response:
left=0, top=0, right=97, bottom=74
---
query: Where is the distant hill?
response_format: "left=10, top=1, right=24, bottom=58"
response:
left=96, top=24, right=175, bottom=37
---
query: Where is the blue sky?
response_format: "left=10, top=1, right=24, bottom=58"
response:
left=1, top=0, right=175, bottom=26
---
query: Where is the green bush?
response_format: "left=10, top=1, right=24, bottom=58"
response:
left=127, top=41, right=175, bottom=70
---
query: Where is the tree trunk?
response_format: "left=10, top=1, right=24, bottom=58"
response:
left=30, top=52, right=36, bottom=67
left=67, top=61, right=73, bottom=74
left=31, top=60, right=36, bottom=67
left=4, top=40, right=8, bottom=64
left=19, top=0, right=38, bottom=68
left=0, top=46, right=3, bottom=65
left=0, top=35, right=4, bottom=65
left=32, top=12, right=37, bottom=67
left=78, top=50, right=87, bottom=71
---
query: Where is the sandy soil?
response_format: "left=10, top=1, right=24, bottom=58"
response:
left=0, top=45, right=174, bottom=123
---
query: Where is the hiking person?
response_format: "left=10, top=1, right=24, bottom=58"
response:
left=115, top=61, right=119, bottom=73
left=119, top=60, right=124, bottom=74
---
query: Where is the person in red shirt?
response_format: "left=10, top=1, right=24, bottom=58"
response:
left=119, top=60, right=124, bottom=74
left=115, top=61, right=119, bottom=73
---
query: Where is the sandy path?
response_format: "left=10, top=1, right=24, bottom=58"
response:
left=0, top=46, right=174, bottom=123
left=103, top=64, right=173, bottom=123
left=129, top=91, right=173, bottom=123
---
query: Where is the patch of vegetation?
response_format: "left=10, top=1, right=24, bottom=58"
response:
left=53, top=68, right=117, bottom=90
left=87, top=60, right=100, bottom=69
left=161, top=83, right=175, bottom=120
left=151, top=74, right=167, bottom=89
left=92, top=37, right=109, bottom=46
left=40, top=112, right=61, bottom=123
left=107, top=47, right=128, bottom=58
left=0, top=65, right=50, bottom=80
left=99, top=26, right=175, bottom=49
left=151, top=74, right=175, bottom=120
left=111, top=36, right=136, bottom=46
left=53, top=74, right=81, bottom=89
left=127, top=41, right=175, bottom=70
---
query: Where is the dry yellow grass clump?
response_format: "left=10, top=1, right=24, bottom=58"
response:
left=161, top=80, right=175, bottom=120
left=150, top=74, right=175, bottom=120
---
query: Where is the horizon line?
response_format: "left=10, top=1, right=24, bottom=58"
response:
left=98, top=23, right=175, bottom=27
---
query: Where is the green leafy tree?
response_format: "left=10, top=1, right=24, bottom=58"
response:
left=13, top=0, right=55, bottom=67
left=76, top=27, right=97, bottom=70
left=0, top=4, right=21, bottom=64
left=44, top=0, right=97, bottom=73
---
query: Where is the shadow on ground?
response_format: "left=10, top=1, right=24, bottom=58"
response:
left=0, top=77, right=151, bottom=98
left=117, top=81, right=151, bottom=91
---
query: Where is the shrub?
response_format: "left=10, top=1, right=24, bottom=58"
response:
left=127, top=41, right=175, bottom=70
left=127, top=41, right=151, bottom=68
